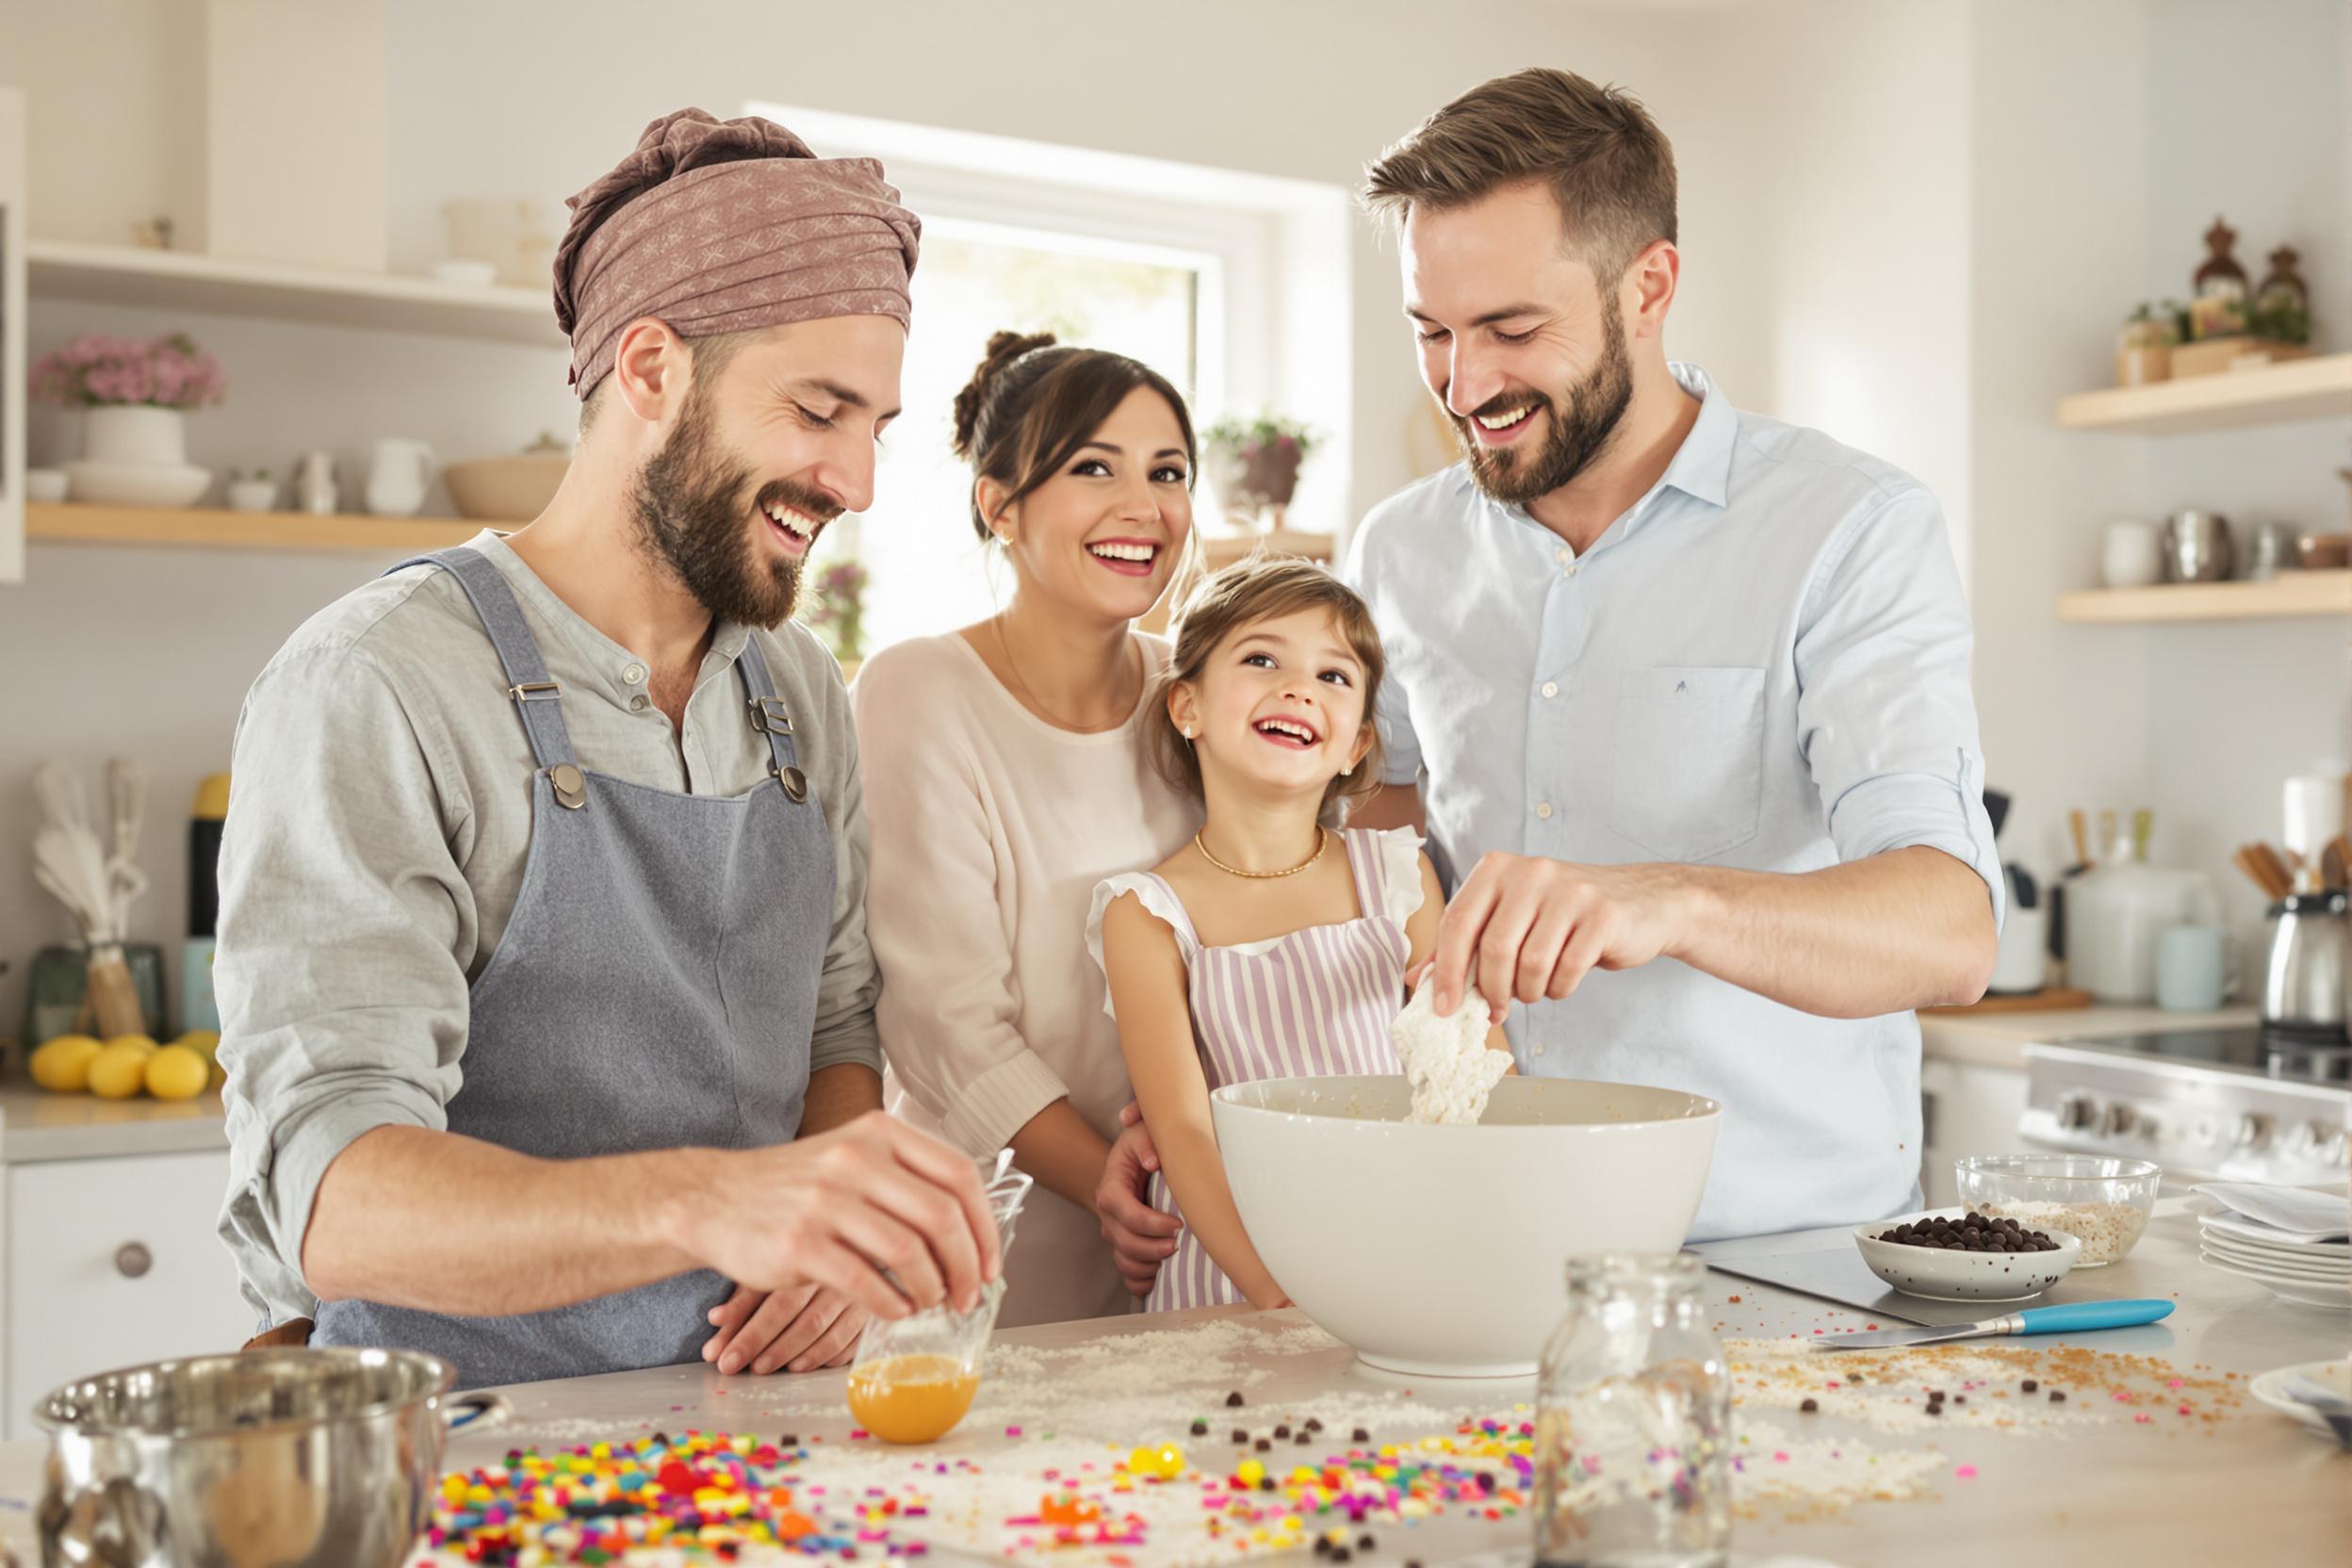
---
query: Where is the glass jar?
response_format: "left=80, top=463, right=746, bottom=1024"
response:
left=1534, top=1252, right=1730, bottom=1568
left=845, top=1153, right=1035, bottom=1445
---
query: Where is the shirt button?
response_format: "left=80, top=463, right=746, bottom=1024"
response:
left=1554, top=546, right=1572, bottom=565
left=629, top=694, right=649, bottom=711
left=1541, top=681, right=1559, bottom=699
left=623, top=663, right=645, bottom=685
left=1566, top=563, right=1581, bottom=578
left=1532, top=1042, right=1548, bottom=1058
left=1535, top=802, right=1553, bottom=820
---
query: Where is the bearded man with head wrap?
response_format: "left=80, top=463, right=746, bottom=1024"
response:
left=211, top=110, right=1002, bottom=1390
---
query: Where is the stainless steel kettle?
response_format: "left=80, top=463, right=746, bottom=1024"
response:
left=2261, top=891, right=2349, bottom=1040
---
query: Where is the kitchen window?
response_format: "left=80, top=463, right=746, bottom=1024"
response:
left=748, top=103, right=1351, bottom=656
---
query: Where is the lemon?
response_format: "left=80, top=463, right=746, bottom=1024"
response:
left=88, top=1043, right=152, bottom=1100
left=145, top=1046, right=209, bottom=1102
left=104, top=1034, right=158, bottom=1056
left=30, top=1035, right=105, bottom=1093
left=173, top=1029, right=221, bottom=1060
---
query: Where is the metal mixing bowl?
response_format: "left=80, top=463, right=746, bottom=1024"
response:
left=35, top=1346, right=504, bottom=1567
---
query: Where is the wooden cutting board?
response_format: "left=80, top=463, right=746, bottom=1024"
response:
left=1920, top=988, right=2093, bottom=1017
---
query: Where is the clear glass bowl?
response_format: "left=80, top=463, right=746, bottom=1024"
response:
left=845, top=1152, right=1033, bottom=1445
left=1952, top=1154, right=2162, bottom=1267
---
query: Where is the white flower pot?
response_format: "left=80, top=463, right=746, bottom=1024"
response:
left=84, top=405, right=188, bottom=466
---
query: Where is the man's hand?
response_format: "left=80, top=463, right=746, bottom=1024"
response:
left=1430, top=854, right=1690, bottom=1021
left=678, top=1111, right=1000, bottom=1322
left=1095, top=1102, right=1180, bottom=1298
left=702, top=1282, right=869, bottom=1376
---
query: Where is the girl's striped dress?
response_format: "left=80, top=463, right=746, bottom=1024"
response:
left=1086, top=825, right=1420, bottom=1312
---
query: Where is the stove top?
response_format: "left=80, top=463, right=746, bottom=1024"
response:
left=2018, top=1024, right=2350, bottom=1187
left=2063, top=1025, right=2352, bottom=1086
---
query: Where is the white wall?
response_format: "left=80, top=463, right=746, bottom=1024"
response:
left=0, top=0, right=1778, bottom=1035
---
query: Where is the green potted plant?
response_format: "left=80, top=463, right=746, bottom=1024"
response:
left=1202, top=413, right=1318, bottom=531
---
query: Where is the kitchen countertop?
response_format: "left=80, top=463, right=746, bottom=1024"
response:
left=1919, top=1003, right=2262, bottom=1071
left=0, top=1082, right=228, bottom=1163
left=0, top=1202, right=2334, bottom=1565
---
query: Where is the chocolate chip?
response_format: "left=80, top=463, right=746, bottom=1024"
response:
left=1924, top=1402, right=1942, bottom=1416
left=1351, top=1428, right=1370, bottom=1443
left=777, top=1434, right=796, bottom=1446
left=1313, top=1542, right=1331, bottom=1560
left=1260, top=1477, right=1276, bottom=1492
left=1296, top=1432, right=1312, bottom=1445
left=1332, top=1551, right=1351, bottom=1564
left=1191, top=1419, right=1208, bottom=1436
left=1358, top=1534, right=1377, bottom=1549
left=1232, top=1429, right=1249, bottom=1444
left=1954, top=1395, right=1967, bottom=1405
left=1275, top=1424, right=1291, bottom=1438
left=1254, top=1438, right=1271, bottom=1451
left=1800, top=1398, right=1819, bottom=1413
left=1304, top=1418, right=1324, bottom=1433
left=2021, top=1380, right=2037, bottom=1393
left=2050, top=1390, right=2066, bottom=1403
left=1226, top=1392, right=1245, bottom=1407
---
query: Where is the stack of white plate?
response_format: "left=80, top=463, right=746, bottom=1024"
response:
left=2193, top=1183, right=2349, bottom=1312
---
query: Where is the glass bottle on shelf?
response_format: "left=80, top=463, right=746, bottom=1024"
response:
left=1533, top=1251, right=1730, bottom=1568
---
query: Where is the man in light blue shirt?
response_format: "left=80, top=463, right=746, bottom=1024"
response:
left=1346, top=68, right=2001, bottom=1239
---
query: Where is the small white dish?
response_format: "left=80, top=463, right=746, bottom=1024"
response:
left=428, top=258, right=498, bottom=287
left=24, top=467, right=69, bottom=503
left=1854, top=1208, right=2081, bottom=1302
left=63, top=460, right=211, bottom=508
left=2200, top=1252, right=2352, bottom=1310
left=2199, top=1212, right=2351, bottom=1252
left=2248, top=1359, right=2352, bottom=1440
left=2200, top=1236, right=2351, bottom=1277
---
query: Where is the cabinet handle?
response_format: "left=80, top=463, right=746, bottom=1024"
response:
left=114, top=1243, right=152, bottom=1280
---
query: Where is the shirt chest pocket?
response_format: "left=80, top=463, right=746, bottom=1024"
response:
left=1604, top=666, right=1766, bottom=862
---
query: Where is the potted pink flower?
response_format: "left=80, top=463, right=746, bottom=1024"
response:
left=29, top=334, right=226, bottom=505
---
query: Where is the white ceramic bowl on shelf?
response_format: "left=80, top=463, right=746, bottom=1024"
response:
left=63, top=461, right=211, bottom=509
left=1854, top=1208, right=2081, bottom=1301
left=1211, top=1075, right=1720, bottom=1378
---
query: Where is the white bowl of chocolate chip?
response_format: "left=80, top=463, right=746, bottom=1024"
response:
left=1855, top=1207, right=2082, bottom=1302
left=1212, top=1074, right=1720, bottom=1379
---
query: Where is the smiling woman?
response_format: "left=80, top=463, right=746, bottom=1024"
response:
left=851, top=333, right=1204, bottom=1328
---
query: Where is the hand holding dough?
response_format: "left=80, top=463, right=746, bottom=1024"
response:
left=1393, top=973, right=1511, bottom=1125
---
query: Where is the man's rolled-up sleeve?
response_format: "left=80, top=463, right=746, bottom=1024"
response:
left=214, top=646, right=471, bottom=1327
left=1791, top=486, right=2003, bottom=928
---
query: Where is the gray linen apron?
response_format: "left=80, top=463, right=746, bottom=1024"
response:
left=311, top=547, right=830, bottom=1389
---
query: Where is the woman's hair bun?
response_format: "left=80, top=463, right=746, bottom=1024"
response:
left=951, top=330, right=1058, bottom=460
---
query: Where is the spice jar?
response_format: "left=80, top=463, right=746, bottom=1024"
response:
left=1534, top=1252, right=1730, bottom=1567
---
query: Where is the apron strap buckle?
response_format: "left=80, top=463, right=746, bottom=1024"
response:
left=749, top=695, right=795, bottom=737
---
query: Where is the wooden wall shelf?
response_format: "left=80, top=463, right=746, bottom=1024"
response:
left=2056, top=570, right=2352, bottom=623
left=27, top=240, right=564, bottom=347
left=2055, top=351, right=2352, bottom=434
left=27, top=502, right=481, bottom=553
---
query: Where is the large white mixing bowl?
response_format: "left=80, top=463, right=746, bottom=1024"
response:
left=1213, top=1074, right=1721, bottom=1378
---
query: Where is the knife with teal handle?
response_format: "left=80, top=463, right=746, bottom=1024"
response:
left=1812, top=1298, right=2175, bottom=1350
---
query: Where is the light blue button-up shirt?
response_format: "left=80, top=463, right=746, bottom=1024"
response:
left=1345, top=363, right=2001, bottom=1241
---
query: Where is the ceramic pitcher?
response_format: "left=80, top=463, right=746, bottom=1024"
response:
left=365, top=439, right=436, bottom=517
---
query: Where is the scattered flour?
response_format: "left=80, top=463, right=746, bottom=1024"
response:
left=1392, top=976, right=1511, bottom=1124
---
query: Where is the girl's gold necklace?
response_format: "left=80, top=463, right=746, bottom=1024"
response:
left=1194, top=825, right=1328, bottom=879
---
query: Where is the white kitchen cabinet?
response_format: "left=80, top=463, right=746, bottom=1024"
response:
left=4, top=1149, right=252, bottom=1438
left=1919, top=1057, right=2032, bottom=1207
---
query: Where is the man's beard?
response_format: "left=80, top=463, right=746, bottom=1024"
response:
left=1451, top=304, right=1634, bottom=507
left=629, top=385, right=840, bottom=629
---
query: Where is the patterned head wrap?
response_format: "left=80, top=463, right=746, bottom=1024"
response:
left=555, top=108, right=921, bottom=399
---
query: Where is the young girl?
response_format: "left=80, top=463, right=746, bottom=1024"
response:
left=1087, top=558, right=1511, bottom=1312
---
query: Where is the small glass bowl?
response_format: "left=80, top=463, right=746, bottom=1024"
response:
left=1952, top=1154, right=2162, bottom=1267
